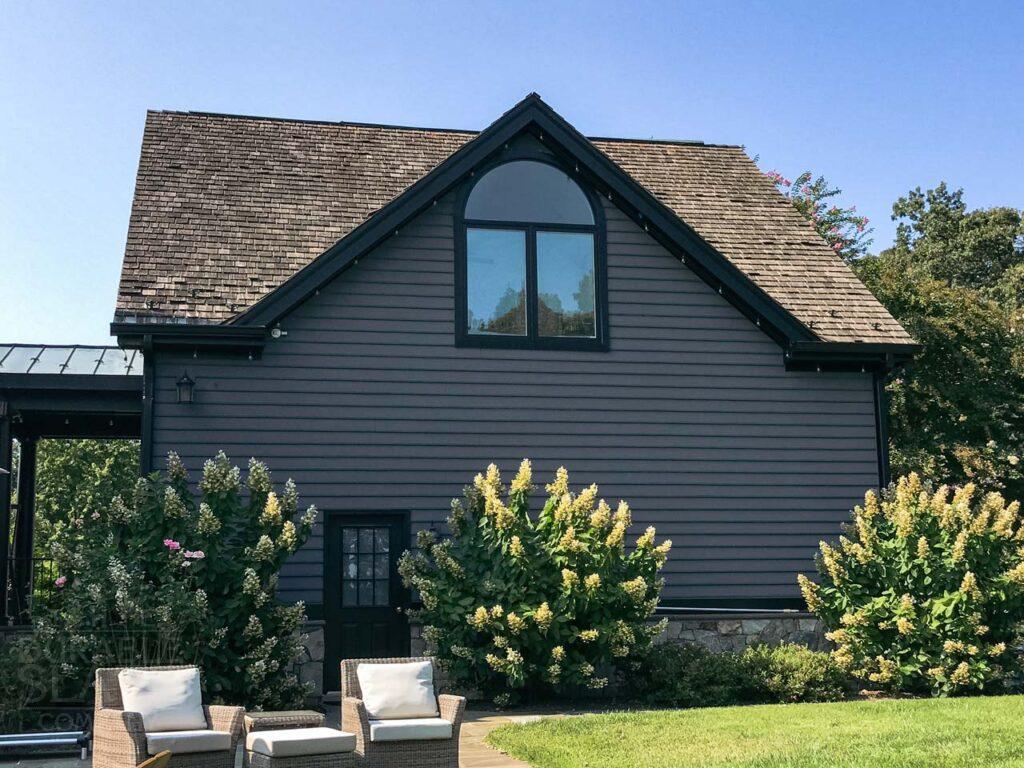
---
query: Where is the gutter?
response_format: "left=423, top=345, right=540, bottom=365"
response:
left=111, top=322, right=267, bottom=354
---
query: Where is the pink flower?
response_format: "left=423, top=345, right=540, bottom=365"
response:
left=163, top=539, right=181, bottom=551
left=91, top=512, right=101, bottom=520
left=183, top=550, right=205, bottom=560
left=55, top=576, right=67, bottom=588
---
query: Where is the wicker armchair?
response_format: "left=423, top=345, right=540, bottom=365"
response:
left=93, top=665, right=244, bottom=768
left=340, top=657, right=466, bottom=768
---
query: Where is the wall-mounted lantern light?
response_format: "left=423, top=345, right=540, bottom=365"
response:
left=176, top=371, right=196, bottom=404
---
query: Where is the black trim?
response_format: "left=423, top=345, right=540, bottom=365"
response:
left=0, top=407, right=11, bottom=618
left=227, top=93, right=840, bottom=350
left=0, top=374, right=141, bottom=392
left=873, top=371, right=892, bottom=488
left=140, top=335, right=155, bottom=474
left=656, top=597, right=805, bottom=611
left=785, top=340, right=920, bottom=373
left=453, top=152, right=609, bottom=351
left=112, top=322, right=266, bottom=355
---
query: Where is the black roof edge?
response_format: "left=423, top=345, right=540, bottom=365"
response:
left=229, top=93, right=815, bottom=346
left=111, top=322, right=266, bottom=352
left=785, top=340, right=920, bottom=373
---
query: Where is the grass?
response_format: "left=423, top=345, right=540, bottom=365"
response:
left=485, top=696, right=1024, bottom=768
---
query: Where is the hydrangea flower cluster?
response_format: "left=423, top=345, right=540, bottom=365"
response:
left=400, top=460, right=670, bottom=704
left=800, top=473, right=1024, bottom=695
left=33, top=451, right=318, bottom=710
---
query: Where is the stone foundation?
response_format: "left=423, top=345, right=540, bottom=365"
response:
left=296, top=620, right=325, bottom=704
left=304, top=613, right=824, bottom=704
left=657, top=613, right=825, bottom=652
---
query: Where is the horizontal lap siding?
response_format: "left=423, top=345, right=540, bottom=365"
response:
left=151, top=195, right=879, bottom=606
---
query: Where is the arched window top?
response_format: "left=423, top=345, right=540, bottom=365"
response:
left=465, top=160, right=594, bottom=225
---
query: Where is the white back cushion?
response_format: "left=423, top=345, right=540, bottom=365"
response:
left=118, top=668, right=207, bottom=732
left=356, top=661, right=439, bottom=720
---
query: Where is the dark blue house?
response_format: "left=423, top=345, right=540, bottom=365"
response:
left=99, top=95, right=916, bottom=690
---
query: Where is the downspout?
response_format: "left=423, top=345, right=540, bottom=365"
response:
left=872, top=356, right=895, bottom=489
left=140, top=334, right=155, bottom=474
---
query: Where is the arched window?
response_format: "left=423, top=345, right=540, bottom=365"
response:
left=457, top=159, right=607, bottom=350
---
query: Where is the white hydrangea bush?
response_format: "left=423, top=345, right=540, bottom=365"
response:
left=34, top=451, right=317, bottom=709
left=800, top=473, right=1024, bottom=696
left=399, top=460, right=670, bottom=705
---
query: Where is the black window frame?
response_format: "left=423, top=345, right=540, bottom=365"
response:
left=454, top=152, right=609, bottom=351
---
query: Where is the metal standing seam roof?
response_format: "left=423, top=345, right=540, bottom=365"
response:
left=0, top=345, right=142, bottom=376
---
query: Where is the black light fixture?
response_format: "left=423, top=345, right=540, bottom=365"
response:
left=176, top=371, right=196, bottom=404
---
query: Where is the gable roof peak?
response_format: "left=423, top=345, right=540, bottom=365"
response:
left=117, top=97, right=914, bottom=348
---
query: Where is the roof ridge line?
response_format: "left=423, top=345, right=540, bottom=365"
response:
left=149, top=109, right=481, bottom=135
left=147, top=109, right=741, bottom=148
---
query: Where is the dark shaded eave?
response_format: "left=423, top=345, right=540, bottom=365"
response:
left=111, top=322, right=267, bottom=353
left=227, top=93, right=820, bottom=348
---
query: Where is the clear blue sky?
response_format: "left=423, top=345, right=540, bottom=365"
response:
left=2, top=1, right=1021, bottom=345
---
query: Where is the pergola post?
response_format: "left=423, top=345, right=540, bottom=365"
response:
left=12, top=435, right=36, bottom=623
left=0, top=400, right=12, bottom=623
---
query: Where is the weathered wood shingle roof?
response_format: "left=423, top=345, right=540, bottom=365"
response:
left=116, top=109, right=912, bottom=344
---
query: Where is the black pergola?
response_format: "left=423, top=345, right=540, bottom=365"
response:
left=0, top=345, right=142, bottom=624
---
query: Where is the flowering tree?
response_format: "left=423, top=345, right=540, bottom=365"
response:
left=20, top=452, right=317, bottom=710
left=799, top=473, right=1024, bottom=695
left=399, top=461, right=670, bottom=706
left=765, top=170, right=871, bottom=261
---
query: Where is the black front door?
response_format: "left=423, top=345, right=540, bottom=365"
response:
left=324, top=513, right=409, bottom=692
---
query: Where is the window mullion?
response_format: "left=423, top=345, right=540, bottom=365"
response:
left=526, top=225, right=538, bottom=343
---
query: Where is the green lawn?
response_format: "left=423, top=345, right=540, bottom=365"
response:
left=485, top=696, right=1024, bottom=768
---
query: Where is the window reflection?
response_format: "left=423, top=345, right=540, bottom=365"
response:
left=537, top=231, right=596, bottom=338
left=466, top=228, right=527, bottom=336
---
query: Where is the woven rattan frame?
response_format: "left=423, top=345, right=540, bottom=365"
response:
left=247, top=753, right=357, bottom=768
left=340, top=657, right=467, bottom=768
left=93, top=665, right=244, bottom=768
left=243, top=711, right=349, bottom=768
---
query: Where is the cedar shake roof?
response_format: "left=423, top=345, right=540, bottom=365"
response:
left=116, top=109, right=913, bottom=345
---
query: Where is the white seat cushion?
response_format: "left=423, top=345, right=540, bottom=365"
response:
left=368, top=718, right=453, bottom=743
left=119, top=667, right=207, bottom=732
left=356, top=660, right=439, bottom=720
left=146, top=729, right=231, bottom=755
left=246, top=727, right=356, bottom=757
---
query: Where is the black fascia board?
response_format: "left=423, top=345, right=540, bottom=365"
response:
left=785, top=340, right=921, bottom=372
left=228, top=93, right=818, bottom=345
left=111, top=322, right=267, bottom=352
left=0, top=373, right=142, bottom=393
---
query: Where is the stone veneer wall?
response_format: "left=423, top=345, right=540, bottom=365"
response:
left=657, top=613, right=826, bottom=652
left=297, top=620, right=326, bottom=703
left=301, top=613, right=825, bottom=703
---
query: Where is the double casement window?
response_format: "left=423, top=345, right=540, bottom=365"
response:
left=456, top=159, right=607, bottom=350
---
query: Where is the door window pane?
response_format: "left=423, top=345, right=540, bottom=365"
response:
left=467, top=228, right=526, bottom=336
left=537, top=232, right=597, bottom=338
left=343, top=581, right=358, bottom=607
left=343, top=529, right=358, bottom=553
left=340, top=525, right=394, bottom=608
left=359, top=528, right=374, bottom=552
left=359, top=581, right=374, bottom=605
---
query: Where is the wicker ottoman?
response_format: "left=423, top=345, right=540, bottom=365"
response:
left=245, top=727, right=357, bottom=768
